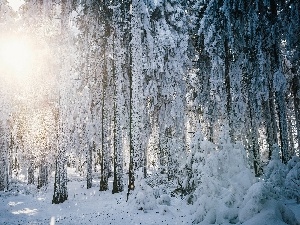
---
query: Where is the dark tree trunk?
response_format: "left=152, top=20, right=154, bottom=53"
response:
left=86, top=143, right=93, bottom=189
left=243, top=59, right=262, bottom=176
left=268, top=86, right=279, bottom=159
left=292, top=75, right=300, bottom=150
left=100, top=65, right=109, bottom=192
left=275, top=89, right=290, bottom=163
left=126, top=0, right=134, bottom=200
left=112, top=32, right=124, bottom=194
left=248, top=94, right=262, bottom=176
left=99, top=0, right=111, bottom=192
left=263, top=74, right=278, bottom=160
left=127, top=44, right=135, bottom=199
left=52, top=0, right=68, bottom=204
left=224, top=37, right=233, bottom=142
left=269, top=0, right=289, bottom=163
left=112, top=31, right=118, bottom=193
left=37, top=162, right=48, bottom=189
left=0, top=144, right=8, bottom=191
left=52, top=157, right=68, bottom=204
left=158, top=104, right=168, bottom=175
left=28, top=161, right=35, bottom=185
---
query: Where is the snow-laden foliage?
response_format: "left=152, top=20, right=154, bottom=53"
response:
left=181, top=128, right=256, bottom=224
left=264, top=144, right=288, bottom=195
left=181, top=128, right=299, bottom=224
left=128, top=169, right=157, bottom=211
left=285, top=156, right=300, bottom=203
left=264, top=152, right=300, bottom=203
left=238, top=182, right=278, bottom=223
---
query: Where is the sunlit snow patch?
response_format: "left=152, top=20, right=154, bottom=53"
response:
left=8, top=201, right=24, bottom=206
left=12, top=208, right=38, bottom=215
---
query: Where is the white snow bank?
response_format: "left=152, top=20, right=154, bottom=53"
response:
left=242, top=200, right=299, bottom=225
left=180, top=128, right=300, bottom=225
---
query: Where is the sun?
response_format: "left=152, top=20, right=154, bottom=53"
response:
left=7, top=0, right=24, bottom=11
left=0, top=36, right=35, bottom=79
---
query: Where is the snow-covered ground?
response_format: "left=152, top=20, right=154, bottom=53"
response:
left=0, top=168, right=299, bottom=225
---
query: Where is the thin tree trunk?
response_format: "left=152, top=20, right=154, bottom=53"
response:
left=248, top=94, right=262, bottom=176
left=224, top=37, right=233, bottom=142
left=52, top=113, right=68, bottom=204
left=275, top=89, right=289, bottom=163
left=52, top=0, right=68, bottom=205
left=292, top=75, right=300, bottom=150
left=112, top=32, right=124, bottom=194
left=126, top=0, right=134, bottom=200
left=86, top=143, right=93, bottom=189
left=52, top=156, right=68, bottom=204
left=38, top=162, right=48, bottom=189
left=269, top=0, right=289, bottom=163
left=28, top=160, right=35, bottom=185
left=0, top=140, right=8, bottom=191
left=100, top=59, right=108, bottom=191
left=262, top=87, right=278, bottom=160
left=99, top=1, right=111, bottom=192
left=268, top=86, right=279, bottom=159
left=127, top=42, right=134, bottom=199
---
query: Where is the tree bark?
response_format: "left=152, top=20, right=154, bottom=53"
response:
left=37, top=162, right=48, bottom=189
left=292, top=75, right=300, bottom=150
left=86, top=143, right=93, bottom=189
left=275, top=89, right=290, bottom=163
left=28, top=161, right=35, bottom=185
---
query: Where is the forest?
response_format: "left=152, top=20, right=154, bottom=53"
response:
left=0, top=0, right=299, bottom=224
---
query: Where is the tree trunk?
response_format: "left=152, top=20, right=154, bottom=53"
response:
left=112, top=31, right=124, bottom=194
left=99, top=1, right=111, bottom=192
left=262, top=88, right=278, bottom=160
left=86, top=143, right=93, bottom=189
left=100, top=64, right=109, bottom=191
left=268, top=86, right=279, bottom=159
left=52, top=156, right=68, bottom=204
left=28, top=161, right=35, bottom=185
left=292, top=75, right=300, bottom=150
left=127, top=43, right=135, bottom=199
left=0, top=141, right=8, bottom=191
left=224, top=37, right=233, bottom=142
left=126, top=0, right=134, bottom=200
left=248, top=94, right=262, bottom=176
left=52, top=0, right=68, bottom=205
left=275, top=89, right=290, bottom=163
left=37, top=162, right=48, bottom=189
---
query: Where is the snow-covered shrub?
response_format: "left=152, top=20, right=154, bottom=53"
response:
left=181, top=130, right=215, bottom=202
left=157, top=194, right=171, bottom=206
left=183, top=128, right=256, bottom=224
left=238, top=181, right=277, bottom=222
left=264, top=144, right=288, bottom=196
left=276, top=201, right=299, bottom=225
left=0, top=178, right=38, bottom=197
left=128, top=169, right=157, bottom=211
left=145, top=170, right=168, bottom=188
left=145, top=171, right=171, bottom=203
left=285, top=157, right=300, bottom=203
left=287, top=156, right=300, bottom=170
left=264, top=150, right=299, bottom=203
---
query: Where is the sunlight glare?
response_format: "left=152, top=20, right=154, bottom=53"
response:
left=7, top=0, right=24, bottom=11
left=0, top=37, right=34, bottom=79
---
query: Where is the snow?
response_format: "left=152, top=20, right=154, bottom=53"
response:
left=242, top=200, right=299, bottom=225
left=0, top=168, right=193, bottom=225
left=1, top=168, right=299, bottom=225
